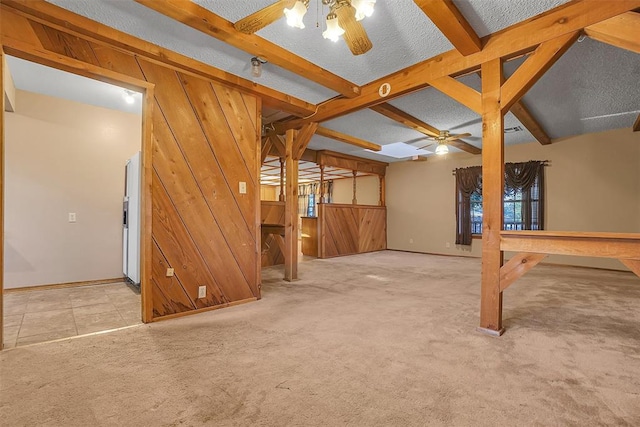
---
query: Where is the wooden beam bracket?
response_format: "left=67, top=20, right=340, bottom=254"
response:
left=500, top=253, right=548, bottom=291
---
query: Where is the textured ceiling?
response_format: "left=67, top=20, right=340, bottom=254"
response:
left=46, top=0, right=337, bottom=104
left=33, top=1, right=640, bottom=163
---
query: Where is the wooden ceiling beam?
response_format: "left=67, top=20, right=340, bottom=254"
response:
left=261, top=136, right=273, bottom=164
left=370, top=103, right=481, bottom=154
left=0, top=1, right=317, bottom=118
left=294, top=123, right=319, bottom=160
left=510, top=101, right=552, bottom=145
left=134, top=0, right=360, bottom=98
left=370, top=103, right=440, bottom=137
left=633, top=114, right=640, bottom=132
left=427, top=75, right=482, bottom=114
left=584, top=11, right=640, bottom=54
left=413, top=0, right=482, bottom=55
left=267, top=131, right=287, bottom=158
left=279, top=0, right=639, bottom=128
left=234, top=0, right=295, bottom=34
left=316, top=127, right=382, bottom=151
left=501, top=32, right=578, bottom=113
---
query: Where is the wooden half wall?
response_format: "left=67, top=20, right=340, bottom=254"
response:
left=261, top=201, right=285, bottom=267
left=318, top=204, right=387, bottom=258
left=1, top=7, right=261, bottom=320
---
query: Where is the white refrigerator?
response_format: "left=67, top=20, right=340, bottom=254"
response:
left=123, top=152, right=141, bottom=285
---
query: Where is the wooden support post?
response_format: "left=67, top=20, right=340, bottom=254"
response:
left=379, top=175, right=385, bottom=206
left=279, top=157, right=285, bottom=202
left=479, top=58, right=505, bottom=336
left=284, top=130, right=299, bottom=281
left=352, top=170, right=358, bottom=205
left=0, top=51, right=5, bottom=348
left=319, top=164, right=325, bottom=204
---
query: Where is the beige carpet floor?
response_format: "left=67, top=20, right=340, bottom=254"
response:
left=1, top=251, right=639, bottom=426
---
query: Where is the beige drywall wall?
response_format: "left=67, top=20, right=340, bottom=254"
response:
left=332, top=175, right=381, bottom=205
left=4, top=90, right=142, bottom=288
left=387, top=127, right=640, bottom=270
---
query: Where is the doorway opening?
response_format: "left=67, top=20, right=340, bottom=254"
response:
left=2, top=55, right=150, bottom=349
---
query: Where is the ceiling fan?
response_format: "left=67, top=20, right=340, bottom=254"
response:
left=234, top=0, right=375, bottom=56
left=417, top=130, right=472, bottom=155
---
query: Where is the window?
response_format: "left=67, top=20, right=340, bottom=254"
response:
left=470, top=172, right=542, bottom=235
left=455, top=161, right=545, bottom=245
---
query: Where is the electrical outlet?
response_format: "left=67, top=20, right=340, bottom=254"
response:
left=166, top=268, right=174, bottom=277
left=198, top=286, right=206, bottom=298
left=409, top=238, right=413, bottom=244
left=239, top=181, right=247, bottom=194
left=68, top=213, right=77, bottom=223
left=446, top=242, right=451, bottom=248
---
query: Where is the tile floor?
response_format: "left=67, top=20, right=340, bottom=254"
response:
left=3, top=282, right=141, bottom=349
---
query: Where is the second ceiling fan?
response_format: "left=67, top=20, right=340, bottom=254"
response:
left=234, top=0, right=376, bottom=56
left=417, top=130, right=473, bottom=155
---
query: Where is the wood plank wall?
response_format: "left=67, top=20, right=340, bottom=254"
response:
left=261, top=201, right=286, bottom=267
left=319, top=204, right=386, bottom=258
left=2, top=9, right=261, bottom=319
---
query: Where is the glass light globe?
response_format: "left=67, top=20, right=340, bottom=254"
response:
left=322, top=14, right=345, bottom=42
left=352, top=0, right=376, bottom=21
left=435, top=144, right=449, bottom=155
left=284, top=1, right=308, bottom=29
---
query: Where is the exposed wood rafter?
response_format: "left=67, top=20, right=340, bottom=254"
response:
left=294, top=123, right=319, bottom=160
left=0, top=0, right=318, bottom=118
left=234, top=0, right=295, bottom=34
left=427, top=75, right=482, bottom=114
left=370, top=103, right=439, bottom=137
left=134, top=0, right=361, bottom=98
left=584, top=11, right=640, bottom=54
left=413, top=0, right=482, bottom=55
left=316, top=127, right=382, bottom=152
left=370, top=103, right=481, bottom=155
left=501, top=32, right=578, bottom=113
left=510, top=100, right=552, bottom=145
left=279, top=0, right=639, bottom=128
left=261, top=137, right=273, bottom=164
left=633, top=114, right=640, bottom=132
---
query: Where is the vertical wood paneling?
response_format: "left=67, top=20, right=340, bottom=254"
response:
left=8, top=17, right=261, bottom=320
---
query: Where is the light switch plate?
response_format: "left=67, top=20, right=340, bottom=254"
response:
left=239, top=181, right=247, bottom=194
left=198, top=286, right=206, bottom=298
left=68, top=213, right=77, bottom=223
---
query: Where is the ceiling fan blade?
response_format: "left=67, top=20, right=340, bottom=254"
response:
left=446, top=133, right=472, bottom=140
left=416, top=143, right=435, bottom=150
left=335, top=3, right=373, bottom=56
left=233, top=0, right=296, bottom=34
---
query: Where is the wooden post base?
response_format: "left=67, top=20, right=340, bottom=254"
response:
left=476, top=326, right=505, bottom=337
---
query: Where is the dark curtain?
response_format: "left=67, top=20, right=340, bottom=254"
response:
left=455, top=166, right=482, bottom=245
left=504, top=161, right=545, bottom=230
left=455, top=161, right=545, bottom=245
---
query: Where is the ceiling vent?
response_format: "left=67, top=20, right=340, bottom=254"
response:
left=504, top=126, right=523, bottom=133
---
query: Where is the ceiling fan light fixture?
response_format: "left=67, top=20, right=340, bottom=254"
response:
left=435, top=143, right=449, bottom=155
left=284, top=0, right=308, bottom=29
left=351, top=0, right=376, bottom=21
left=322, top=13, right=345, bottom=42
